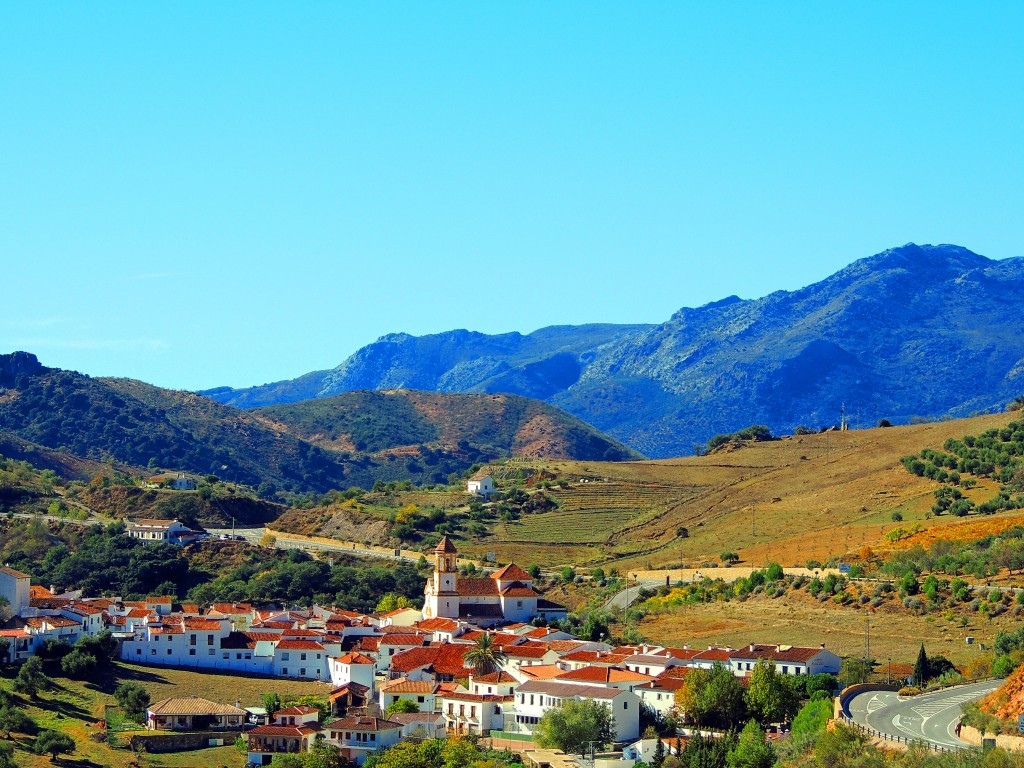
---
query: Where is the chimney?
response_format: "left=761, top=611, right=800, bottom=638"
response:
left=820, top=643, right=826, bottom=649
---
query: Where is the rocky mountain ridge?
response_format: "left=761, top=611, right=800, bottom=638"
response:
left=203, top=244, right=1024, bottom=457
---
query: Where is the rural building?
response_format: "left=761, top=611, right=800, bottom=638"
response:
left=324, top=716, right=403, bottom=765
left=247, top=706, right=321, bottom=766
left=126, top=518, right=203, bottom=545
left=146, top=696, right=247, bottom=731
left=145, top=472, right=197, bottom=490
left=0, top=566, right=30, bottom=617
left=466, top=473, right=495, bottom=498
left=728, top=643, right=842, bottom=676
left=510, top=680, right=641, bottom=743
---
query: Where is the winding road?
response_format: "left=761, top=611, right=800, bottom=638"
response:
left=845, top=680, right=1000, bottom=750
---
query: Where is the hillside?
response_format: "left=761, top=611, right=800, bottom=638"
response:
left=0, top=353, right=637, bottom=497
left=273, top=411, right=1021, bottom=570
left=203, top=244, right=1024, bottom=458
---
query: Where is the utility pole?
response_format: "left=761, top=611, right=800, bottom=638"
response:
left=863, top=614, right=871, bottom=672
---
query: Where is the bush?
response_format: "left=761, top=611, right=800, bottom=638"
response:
left=898, top=686, right=922, bottom=697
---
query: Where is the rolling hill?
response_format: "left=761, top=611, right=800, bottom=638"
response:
left=0, top=352, right=638, bottom=495
left=203, top=243, right=1024, bottom=458
left=269, top=410, right=1022, bottom=572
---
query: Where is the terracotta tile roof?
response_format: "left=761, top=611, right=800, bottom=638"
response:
left=381, top=679, right=438, bottom=694
left=66, top=604, right=105, bottom=616
left=148, top=696, right=246, bottom=716
left=491, top=563, right=532, bottom=581
left=0, top=567, right=29, bottom=578
left=518, top=664, right=565, bottom=680
left=30, top=598, right=72, bottom=609
left=29, top=585, right=53, bottom=598
left=183, top=618, right=223, bottom=630
left=435, top=536, right=458, bottom=554
left=324, top=716, right=402, bottom=731
left=557, top=666, right=654, bottom=684
left=693, top=648, right=734, bottom=662
left=274, top=705, right=320, bottom=716
left=146, top=596, right=173, bottom=604
left=180, top=603, right=201, bottom=614
left=249, top=724, right=320, bottom=737
left=415, top=618, right=460, bottom=632
left=328, top=682, right=369, bottom=700
left=500, top=585, right=539, bottom=598
left=664, top=647, right=700, bottom=660
left=456, top=578, right=499, bottom=597
left=276, top=640, right=326, bottom=651
left=501, top=644, right=550, bottom=659
left=220, top=631, right=257, bottom=650
left=25, top=616, right=80, bottom=629
left=126, top=608, right=153, bottom=619
left=440, top=691, right=513, bottom=703
left=658, top=666, right=693, bottom=681
left=379, top=634, right=427, bottom=646
left=389, top=643, right=472, bottom=677
left=544, top=640, right=587, bottom=653
left=389, top=712, right=445, bottom=725
left=646, top=675, right=689, bottom=692
left=211, top=603, right=253, bottom=614
left=150, top=625, right=183, bottom=635
left=335, top=652, right=375, bottom=665
left=282, top=628, right=323, bottom=637
left=473, top=671, right=518, bottom=684
left=356, top=637, right=381, bottom=652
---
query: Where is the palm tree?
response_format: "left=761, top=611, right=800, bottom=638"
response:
left=464, top=633, right=509, bottom=677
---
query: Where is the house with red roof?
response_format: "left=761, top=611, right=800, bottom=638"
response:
left=247, top=706, right=321, bottom=766
left=727, top=643, right=841, bottom=676
left=323, top=716, right=403, bottom=765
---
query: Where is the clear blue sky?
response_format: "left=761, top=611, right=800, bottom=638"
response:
left=2, top=4, right=1021, bottom=391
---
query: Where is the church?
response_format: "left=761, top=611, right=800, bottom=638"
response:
left=422, top=537, right=567, bottom=625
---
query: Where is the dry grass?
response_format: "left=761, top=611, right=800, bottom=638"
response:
left=0, top=662, right=330, bottom=768
left=640, top=588, right=1013, bottom=669
left=481, top=412, right=1018, bottom=569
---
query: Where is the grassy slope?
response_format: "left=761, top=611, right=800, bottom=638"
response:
left=0, top=662, right=329, bottom=768
left=462, top=411, right=1019, bottom=569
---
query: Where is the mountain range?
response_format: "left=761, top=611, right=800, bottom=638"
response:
left=0, top=351, right=637, bottom=495
left=203, top=244, right=1024, bottom=458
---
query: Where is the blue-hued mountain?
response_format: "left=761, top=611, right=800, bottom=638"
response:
left=203, top=244, right=1024, bottom=458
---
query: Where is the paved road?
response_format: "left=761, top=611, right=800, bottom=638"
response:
left=205, top=527, right=420, bottom=564
left=603, top=580, right=664, bottom=611
left=845, top=680, right=1000, bottom=750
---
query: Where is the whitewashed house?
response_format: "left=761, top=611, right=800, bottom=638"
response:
left=0, top=567, right=30, bottom=616
left=727, top=644, right=842, bottom=677
left=510, top=680, right=641, bottom=743
left=466, top=473, right=495, bottom=498
left=323, top=716, right=403, bottom=765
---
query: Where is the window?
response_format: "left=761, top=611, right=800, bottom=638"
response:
left=245, top=653, right=252, bottom=660
left=190, top=634, right=197, bottom=645
left=136, top=648, right=141, bottom=655
left=283, top=668, right=288, bottom=675
left=282, top=653, right=290, bottom=661
left=151, top=649, right=156, bottom=656
left=208, top=635, right=214, bottom=645
left=167, top=648, right=172, bottom=655
left=622, top=701, right=628, bottom=709
left=236, top=653, right=242, bottom=660
left=209, top=649, right=216, bottom=656
left=222, top=652, right=228, bottom=659
left=782, top=666, right=789, bottom=674
left=189, top=649, right=196, bottom=656
left=300, top=668, right=306, bottom=676
left=301, top=653, right=307, bottom=661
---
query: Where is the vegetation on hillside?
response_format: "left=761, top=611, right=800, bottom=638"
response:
left=0, top=519, right=426, bottom=611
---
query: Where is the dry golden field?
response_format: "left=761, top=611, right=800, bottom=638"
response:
left=458, top=411, right=1019, bottom=570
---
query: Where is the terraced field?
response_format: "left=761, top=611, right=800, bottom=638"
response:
left=456, top=411, right=1020, bottom=570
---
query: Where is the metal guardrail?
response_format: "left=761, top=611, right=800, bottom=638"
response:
left=837, top=678, right=1001, bottom=754
left=836, top=711, right=963, bottom=754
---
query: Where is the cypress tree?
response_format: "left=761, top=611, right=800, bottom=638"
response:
left=913, top=644, right=928, bottom=687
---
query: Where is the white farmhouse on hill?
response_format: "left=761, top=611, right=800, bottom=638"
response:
left=466, top=473, right=495, bottom=499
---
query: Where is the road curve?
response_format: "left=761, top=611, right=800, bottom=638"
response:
left=845, top=680, right=1000, bottom=750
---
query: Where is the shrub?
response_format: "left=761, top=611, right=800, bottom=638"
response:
left=898, top=686, right=922, bottom=697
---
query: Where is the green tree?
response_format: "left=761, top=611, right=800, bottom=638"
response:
left=34, top=729, right=75, bottom=761
left=0, top=637, right=9, bottom=666
left=13, top=657, right=50, bottom=698
left=745, top=660, right=799, bottom=725
left=114, top=682, right=151, bottom=719
left=726, top=720, right=774, bottom=768
left=464, top=633, right=509, bottom=677
left=60, top=649, right=97, bottom=678
left=0, top=705, right=35, bottom=739
left=535, top=698, right=615, bottom=756
left=675, top=664, right=746, bottom=729
left=262, top=692, right=283, bottom=719
left=914, top=644, right=929, bottom=687
left=0, top=741, right=14, bottom=768
left=375, top=593, right=412, bottom=613
left=838, top=657, right=873, bottom=687
left=385, top=698, right=419, bottom=717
